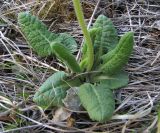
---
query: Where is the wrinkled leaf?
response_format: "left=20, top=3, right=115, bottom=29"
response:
left=92, top=15, right=118, bottom=52
left=18, top=12, right=77, bottom=57
left=54, top=33, right=78, bottom=53
left=100, top=32, right=134, bottom=75
left=81, top=15, right=118, bottom=70
left=18, top=12, right=57, bottom=57
left=33, top=71, right=69, bottom=109
left=78, top=83, right=115, bottom=122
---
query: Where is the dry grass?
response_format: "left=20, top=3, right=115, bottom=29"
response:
left=0, top=0, right=160, bottom=132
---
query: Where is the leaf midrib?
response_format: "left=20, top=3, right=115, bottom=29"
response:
left=92, top=85, right=104, bottom=120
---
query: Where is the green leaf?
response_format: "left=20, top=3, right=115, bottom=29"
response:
left=18, top=12, right=77, bottom=57
left=82, top=15, right=118, bottom=56
left=97, top=71, right=129, bottom=90
left=33, top=71, right=69, bottom=109
left=18, top=12, right=57, bottom=57
left=92, top=15, right=119, bottom=68
left=81, top=15, right=119, bottom=70
left=54, top=33, right=78, bottom=53
left=50, top=42, right=81, bottom=73
left=92, top=15, right=119, bottom=52
left=100, top=32, right=134, bottom=75
left=78, top=83, right=115, bottom=122
left=91, top=15, right=118, bottom=67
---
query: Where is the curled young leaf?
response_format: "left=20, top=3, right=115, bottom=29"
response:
left=50, top=42, right=81, bottom=73
left=78, top=83, right=115, bottom=122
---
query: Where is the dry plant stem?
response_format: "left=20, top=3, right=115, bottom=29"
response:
left=72, top=0, right=94, bottom=71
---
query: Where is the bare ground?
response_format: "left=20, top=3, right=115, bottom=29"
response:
left=0, top=0, right=160, bottom=132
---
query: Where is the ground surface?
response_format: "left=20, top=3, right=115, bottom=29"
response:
left=0, top=0, right=160, bottom=132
